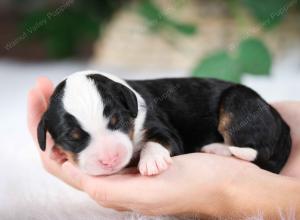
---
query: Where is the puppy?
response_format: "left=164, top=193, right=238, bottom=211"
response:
left=37, top=71, right=291, bottom=175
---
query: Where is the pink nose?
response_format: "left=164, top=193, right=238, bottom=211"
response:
left=98, top=153, right=121, bottom=168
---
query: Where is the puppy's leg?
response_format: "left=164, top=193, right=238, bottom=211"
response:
left=201, top=143, right=232, bottom=156
left=217, top=85, right=291, bottom=173
left=138, top=142, right=172, bottom=176
left=228, top=146, right=257, bottom=161
left=201, top=143, right=257, bottom=161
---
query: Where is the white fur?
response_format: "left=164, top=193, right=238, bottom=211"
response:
left=62, top=71, right=147, bottom=175
left=64, top=72, right=107, bottom=133
left=138, top=142, right=172, bottom=176
left=201, top=143, right=232, bottom=156
left=98, top=71, right=147, bottom=150
left=66, top=70, right=147, bottom=148
left=228, top=146, right=258, bottom=161
left=78, top=131, right=133, bottom=176
left=201, top=143, right=258, bottom=162
left=90, top=71, right=147, bottom=149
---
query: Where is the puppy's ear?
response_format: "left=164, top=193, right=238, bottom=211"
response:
left=115, top=84, right=138, bottom=118
left=37, top=113, right=48, bottom=151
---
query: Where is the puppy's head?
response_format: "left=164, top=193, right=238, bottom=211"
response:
left=37, top=71, right=140, bottom=175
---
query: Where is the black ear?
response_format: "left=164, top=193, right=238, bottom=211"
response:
left=115, top=84, right=138, bottom=118
left=37, top=113, right=48, bottom=151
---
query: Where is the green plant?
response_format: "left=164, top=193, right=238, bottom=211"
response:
left=23, top=9, right=99, bottom=58
left=192, top=0, right=297, bottom=82
left=237, top=38, right=272, bottom=75
left=138, top=0, right=197, bottom=36
left=192, top=38, right=272, bottom=83
left=241, top=0, right=289, bottom=29
left=21, top=0, right=127, bottom=58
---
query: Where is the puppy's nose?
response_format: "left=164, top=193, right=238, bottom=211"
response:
left=98, top=153, right=120, bottom=168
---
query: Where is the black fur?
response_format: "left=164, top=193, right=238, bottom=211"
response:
left=37, top=80, right=91, bottom=154
left=37, top=76, right=291, bottom=173
left=37, top=74, right=138, bottom=154
left=87, top=74, right=137, bottom=134
left=128, top=78, right=291, bottom=173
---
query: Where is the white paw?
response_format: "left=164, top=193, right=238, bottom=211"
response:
left=201, top=143, right=232, bottom=156
left=228, top=146, right=257, bottom=161
left=138, top=142, right=172, bottom=176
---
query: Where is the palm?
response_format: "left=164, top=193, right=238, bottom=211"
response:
left=273, top=102, right=300, bottom=177
left=27, top=77, right=300, bottom=214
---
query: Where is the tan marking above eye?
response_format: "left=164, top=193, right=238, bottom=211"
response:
left=218, top=106, right=233, bottom=145
left=110, top=115, right=119, bottom=126
left=70, top=128, right=81, bottom=140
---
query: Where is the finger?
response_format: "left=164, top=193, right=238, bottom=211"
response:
left=28, top=79, right=82, bottom=190
left=272, top=101, right=300, bottom=147
left=27, top=88, right=48, bottom=141
left=28, top=87, right=55, bottom=153
left=272, top=101, right=300, bottom=124
left=111, top=207, right=130, bottom=212
left=61, top=162, right=147, bottom=203
left=35, top=76, right=54, bottom=104
left=61, top=161, right=94, bottom=191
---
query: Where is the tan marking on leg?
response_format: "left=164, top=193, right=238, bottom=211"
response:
left=218, top=106, right=233, bottom=145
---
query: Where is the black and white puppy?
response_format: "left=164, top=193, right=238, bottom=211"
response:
left=37, top=71, right=291, bottom=176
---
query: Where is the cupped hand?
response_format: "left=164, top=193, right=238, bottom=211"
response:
left=27, top=77, right=300, bottom=216
left=273, top=102, right=300, bottom=178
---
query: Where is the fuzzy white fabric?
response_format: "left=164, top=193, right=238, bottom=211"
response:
left=0, top=55, right=299, bottom=220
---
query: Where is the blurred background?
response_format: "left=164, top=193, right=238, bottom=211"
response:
left=0, top=0, right=300, bottom=219
left=1, top=0, right=300, bottom=97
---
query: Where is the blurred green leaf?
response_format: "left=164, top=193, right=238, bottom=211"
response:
left=237, top=38, right=272, bottom=75
left=192, top=38, right=272, bottom=82
left=138, top=0, right=166, bottom=22
left=241, top=0, right=287, bottom=29
left=192, top=51, right=242, bottom=83
left=138, top=0, right=167, bottom=31
left=45, top=33, right=75, bottom=58
left=22, top=9, right=100, bottom=58
left=138, top=0, right=197, bottom=36
left=167, top=20, right=197, bottom=35
left=21, top=0, right=125, bottom=58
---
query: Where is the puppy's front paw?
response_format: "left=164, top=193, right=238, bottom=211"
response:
left=138, top=142, right=172, bottom=176
left=138, top=155, right=172, bottom=176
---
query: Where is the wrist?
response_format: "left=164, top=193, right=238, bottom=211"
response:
left=226, top=166, right=300, bottom=219
left=184, top=165, right=252, bottom=218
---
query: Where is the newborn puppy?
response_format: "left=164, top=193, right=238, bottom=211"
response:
left=37, top=71, right=291, bottom=175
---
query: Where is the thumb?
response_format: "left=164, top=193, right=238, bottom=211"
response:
left=61, top=162, right=138, bottom=202
left=61, top=161, right=93, bottom=191
left=61, top=162, right=113, bottom=203
left=27, top=88, right=47, bottom=141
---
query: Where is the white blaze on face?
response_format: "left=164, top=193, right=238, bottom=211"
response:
left=63, top=73, right=106, bottom=133
left=62, top=72, right=136, bottom=175
left=73, top=70, right=147, bottom=149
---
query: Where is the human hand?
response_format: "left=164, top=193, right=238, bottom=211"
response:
left=273, top=102, right=300, bottom=178
left=27, top=77, right=300, bottom=217
left=27, top=77, right=82, bottom=190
